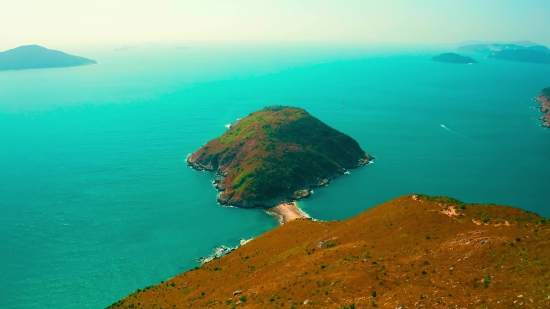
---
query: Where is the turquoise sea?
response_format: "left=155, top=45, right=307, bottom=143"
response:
left=1, top=45, right=549, bottom=309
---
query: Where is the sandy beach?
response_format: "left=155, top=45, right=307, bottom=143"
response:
left=267, top=202, right=310, bottom=225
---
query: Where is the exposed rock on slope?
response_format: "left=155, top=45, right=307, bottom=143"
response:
left=187, top=106, right=373, bottom=208
left=108, top=195, right=550, bottom=308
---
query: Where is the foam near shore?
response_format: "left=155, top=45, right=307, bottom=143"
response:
left=266, top=202, right=310, bottom=225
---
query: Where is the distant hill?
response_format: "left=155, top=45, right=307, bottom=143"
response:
left=455, top=40, right=541, bottom=47
left=0, top=45, right=97, bottom=71
left=108, top=194, right=550, bottom=308
left=457, top=43, right=550, bottom=54
left=432, top=53, right=478, bottom=64
left=457, top=42, right=550, bottom=64
left=187, top=106, right=373, bottom=208
left=488, top=49, right=550, bottom=64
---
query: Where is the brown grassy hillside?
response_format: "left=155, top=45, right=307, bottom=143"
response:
left=108, top=195, right=550, bottom=308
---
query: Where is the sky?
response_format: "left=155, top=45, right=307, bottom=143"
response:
left=0, top=0, right=549, bottom=49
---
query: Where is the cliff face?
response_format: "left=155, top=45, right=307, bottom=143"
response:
left=108, top=195, right=550, bottom=308
left=187, top=106, right=373, bottom=208
left=536, top=87, right=550, bottom=127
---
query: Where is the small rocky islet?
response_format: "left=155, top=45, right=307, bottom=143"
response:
left=187, top=106, right=373, bottom=208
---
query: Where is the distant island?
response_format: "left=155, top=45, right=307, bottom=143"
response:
left=187, top=106, right=373, bottom=212
left=457, top=42, right=550, bottom=64
left=109, top=194, right=550, bottom=309
left=536, top=87, right=550, bottom=127
left=0, top=45, right=97, bottom=71
left=457, top=43, right=550, bottom=54
left=487, top=49, right=550, bottom=64
left=432, top=53, right=478, bottom=64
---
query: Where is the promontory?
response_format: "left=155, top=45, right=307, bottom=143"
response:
left=536, top=87, right=550, bottom=127
left=109, top=195, right=550, bottom=308
left=0, top=45, right=97, bottom=71
left=187, top=106, right=373, bottom=208
left=432, top=53, right=478, bottom=64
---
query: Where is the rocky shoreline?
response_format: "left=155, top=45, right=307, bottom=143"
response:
left=186, top=154, right=373, bottom=209
left=535, top=87, right=550, bottom=127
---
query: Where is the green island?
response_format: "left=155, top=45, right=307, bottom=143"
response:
left=432, top=53, right=478, bottom=64
left=536, top=87, right=550, bottom=127
left=187, top=106, right=373, bottom=208
left=0, top=45, right=97, bottom=71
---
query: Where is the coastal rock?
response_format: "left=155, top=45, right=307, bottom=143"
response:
left=535, top=87, right=550, bottom=127
left=292, top=189, right=310, bottom=200
left=187, top=106, right=373, bottom=208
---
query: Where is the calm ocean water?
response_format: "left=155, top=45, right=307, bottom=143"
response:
left=1, top=45, right=549, bottom=308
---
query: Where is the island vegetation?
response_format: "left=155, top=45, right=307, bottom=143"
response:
left=187, top=106, right=373, bottom=208
left=432, top=53, right=478, bottom=64
left=536, top=87, right=550, bottom=127
left=0, top=45, right=97, bottom=71
left=108, top=194, right=550, bottom=308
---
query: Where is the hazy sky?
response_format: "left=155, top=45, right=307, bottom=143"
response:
left=1, top=0, right=549, bottom=49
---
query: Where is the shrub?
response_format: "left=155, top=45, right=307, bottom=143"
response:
left=326, top=243, right=336, bottom=248
left=484, top=275, right=491, bottom=288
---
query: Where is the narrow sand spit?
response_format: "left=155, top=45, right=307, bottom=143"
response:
left=268, top=202, right=310, bottom=225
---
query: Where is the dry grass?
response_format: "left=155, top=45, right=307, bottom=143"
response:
left=108, top=195, right=550, bottom=308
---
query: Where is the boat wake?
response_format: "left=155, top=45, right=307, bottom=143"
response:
left=440, top=124, right=462, bottom=136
